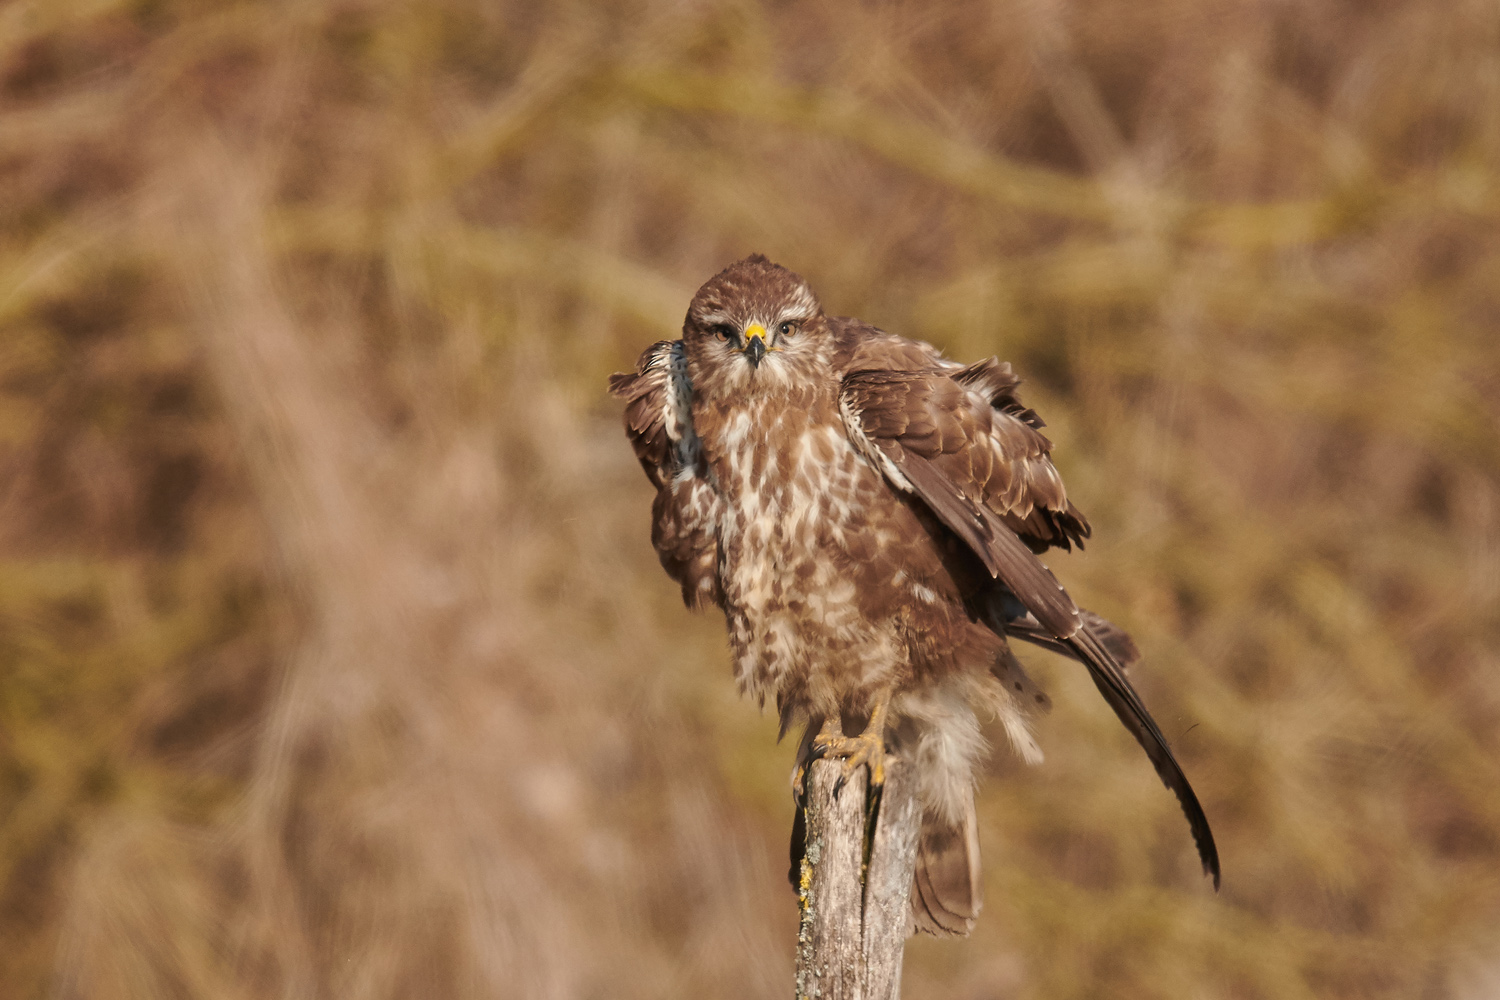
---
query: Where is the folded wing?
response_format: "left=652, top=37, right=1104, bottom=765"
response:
left=841, top=359, right=1220, bottom=888
left=609, top=341, right=723, bottom=609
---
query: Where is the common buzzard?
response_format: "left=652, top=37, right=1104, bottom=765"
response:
left=610, top=256, right=1219, bottom=935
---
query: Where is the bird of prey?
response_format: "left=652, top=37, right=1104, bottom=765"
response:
left=609, top=255, right=1219, bottom=935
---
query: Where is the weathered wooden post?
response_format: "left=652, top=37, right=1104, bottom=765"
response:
left=796, top=748, right=922, bottom=1000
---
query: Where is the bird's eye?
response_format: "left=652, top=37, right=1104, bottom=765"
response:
left=778, top=321, right=796, bottom=337
left=713, top=325, right=735, bottom=342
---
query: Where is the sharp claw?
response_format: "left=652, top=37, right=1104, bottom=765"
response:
left=804, top=694, right=892, bottom=798
left=812, top=742, right=885, bottom=798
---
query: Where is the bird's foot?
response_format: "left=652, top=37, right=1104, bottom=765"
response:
left=808, top=690, right=894, bottom=799
left=810, top=728, right=892, bottom=798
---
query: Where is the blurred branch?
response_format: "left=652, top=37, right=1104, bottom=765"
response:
left=0, top=208, right=132, bottom=327
left=435, top=29, right=607, bottom=190
left=1020, top=0, right=1131, bottom=176
left=621, top=69, right=1116, bottom=225
left=437, top=223, right=689, bottom=330
left=268, top=208, right=689, bottom=332
left=617, top=70, right=1498, bottom=247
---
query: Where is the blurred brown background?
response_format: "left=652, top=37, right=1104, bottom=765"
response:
left=2, top=0, right=1498, bottom=997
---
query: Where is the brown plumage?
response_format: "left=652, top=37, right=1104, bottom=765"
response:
left=609, top=255, right=1219, bottom=935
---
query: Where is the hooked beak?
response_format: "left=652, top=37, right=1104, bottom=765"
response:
left=744, top=333, right=767, bottom=368
left=742, top=323, right=769, bottom=368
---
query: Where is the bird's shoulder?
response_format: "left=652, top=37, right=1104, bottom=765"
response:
left=828, top=315, right=952, bottom=377
left=610, top=341, right=723, bottom=609
left=831, top=321, right=1090, bottom=555
left=608, top=339, right=696, bottom=489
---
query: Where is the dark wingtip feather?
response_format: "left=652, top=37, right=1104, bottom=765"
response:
left=1078, top=610, right=1142, bottom=668
left=1068, top=626, right=1221, bottom=890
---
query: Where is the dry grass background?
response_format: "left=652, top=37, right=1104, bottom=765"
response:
left=1, top=0, right=1498, bottom=997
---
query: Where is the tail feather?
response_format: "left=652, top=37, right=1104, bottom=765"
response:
left=910, top=791, right=982, bottom=937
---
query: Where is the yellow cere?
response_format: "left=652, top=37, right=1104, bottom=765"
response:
left=744, top=322, right=782, bottom=352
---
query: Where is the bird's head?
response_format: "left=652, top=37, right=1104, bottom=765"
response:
left=682, top=255, right=831, bottom=399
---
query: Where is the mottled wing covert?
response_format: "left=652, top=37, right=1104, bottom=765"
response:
left=840, top=363, right=1087, bottom=637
